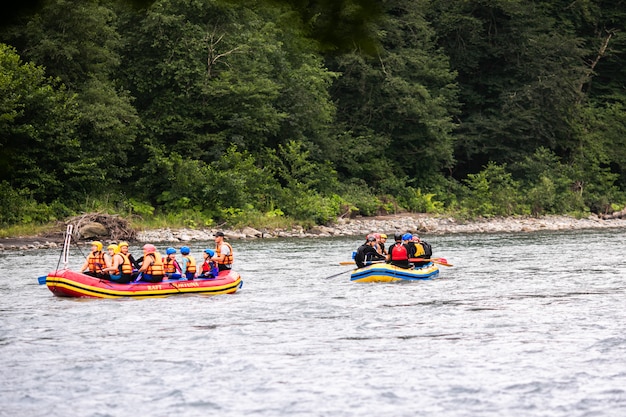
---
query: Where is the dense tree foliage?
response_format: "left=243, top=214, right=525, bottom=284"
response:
left=1, top=0, right=625, bottom=227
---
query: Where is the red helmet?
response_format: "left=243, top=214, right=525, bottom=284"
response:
left=143, top=244, right=156, bottom=253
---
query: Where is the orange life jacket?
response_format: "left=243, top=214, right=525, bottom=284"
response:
left=163, top=257, right=179, bottom=274
left=216, top=242, right=234, bottom=265
left=118, top=253, right=133, bottom=274
left=146, top=252, right=164, bottom=276
left=87, top=251, right=106, bottom=273
left=182, top=255, right=196, bottom=273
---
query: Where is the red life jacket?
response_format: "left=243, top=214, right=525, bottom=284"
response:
left=390, top=243, right=408, bottom=261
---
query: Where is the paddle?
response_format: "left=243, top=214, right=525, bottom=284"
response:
left=339, top=260, right=386, bottom=266
left=409, top=257, right=453, bottom=267
left=323, top=269, right=354, bottom=279
left=38, top=275, right=47, bottom=285
left=341, top=258, right=453, bottom=267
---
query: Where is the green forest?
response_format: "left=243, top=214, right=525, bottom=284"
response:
left=1, top=0, right=626, bottom=230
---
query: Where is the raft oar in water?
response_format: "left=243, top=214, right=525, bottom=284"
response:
left=323, top=269, right=354, bottom=279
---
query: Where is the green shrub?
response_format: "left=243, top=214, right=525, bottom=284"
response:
left=338, top=180, right=383, bottom=216
left=0, top=181, right=75, bottom=225
left=461, top=162, right=529, bottom=217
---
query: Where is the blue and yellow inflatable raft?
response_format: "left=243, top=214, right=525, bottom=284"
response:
left=350, top=262, right=440, bottom=283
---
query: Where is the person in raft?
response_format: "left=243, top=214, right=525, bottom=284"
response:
left=116, top=242, right=136, bottom=283
left=136, top=244, right=164, bottom=283
left=97, top=244, right=118, bottom=280
left=80, top=240, right=107, bottom=278
left=409, top=234, right=434, bottom=267
left=163, top=247, right=182, bottom=280
left=403, top=233, right=419, bottom=259
left=101, top=244, right=132, bottom=284
left=375, top=233, right=388, bottom=256
left=179, top=246, right=197, bottom=280
left=355, top=235, right=387, bottom=269
left=211, top=231, right=234, bottom=272
left=118, top=241, right=141, bottom=270
left=387, top=233, right=412, bottom=269
left=198, top=249, right=219, bottom=278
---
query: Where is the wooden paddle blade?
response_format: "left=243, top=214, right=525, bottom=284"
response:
left=339, top=261, right=356, bottom=265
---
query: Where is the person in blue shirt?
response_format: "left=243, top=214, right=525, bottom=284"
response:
left=179, top=246, right=197, bottom=280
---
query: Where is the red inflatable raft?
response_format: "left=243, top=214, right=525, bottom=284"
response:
left=44, top=269, right=242, bottom=299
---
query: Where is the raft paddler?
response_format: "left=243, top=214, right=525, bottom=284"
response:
left=136, top=244, right=164, bottom=283
left=80, top=240, right=107, bottom=278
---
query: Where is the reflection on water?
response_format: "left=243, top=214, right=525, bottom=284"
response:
left=1, top=229, right=626, bottom=417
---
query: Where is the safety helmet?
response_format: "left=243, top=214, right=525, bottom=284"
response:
left=367, top=236, right=377, bottom=242
left=107, top=244, right=119, bottom=253
left=180, top=246, right=190, bottom=255
left=143, top=244, right=156, bottom=253
left=118, top=241, right=129, bottom=248
left=204, top=249, right=215, bottom=257
left=166, top=247, right=176, bottom=255
left=373, top=233, right=381, bottom=239
left=91, top=241, right=103, bottom=251
left=380, top=234, right=387, bottom=239
left=394, top=233, right=402, bottom=241
left=411, top=235, right=420, bottom=242
left=402, top=233, right=412, bottom=241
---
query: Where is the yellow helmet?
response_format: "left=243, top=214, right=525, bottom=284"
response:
left=118, top=241, right=129, bottom=248
left=107, top=244, right=119, bottom=253
left=91, top=241, right=103, bottom=251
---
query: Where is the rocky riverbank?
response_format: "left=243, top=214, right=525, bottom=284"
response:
left=4, top=213, right=624, bottom=251
left=136, top=213, right=626, bottom=242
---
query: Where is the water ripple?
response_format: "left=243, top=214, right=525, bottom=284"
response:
left=1, top=231, right=626, bottom=416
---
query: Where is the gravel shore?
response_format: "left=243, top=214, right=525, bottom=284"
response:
left=136, top=213, right=626, bottom=242
left=2, top=214, right=625, bottom=251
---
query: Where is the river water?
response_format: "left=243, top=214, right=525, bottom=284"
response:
left=1, top=229, right=625, bottom=417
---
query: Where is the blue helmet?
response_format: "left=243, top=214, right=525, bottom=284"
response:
left=402, top=233, right=412, bottom=241
left=204, top=249, right=215, bottom=257
left=166, top=247, right=176, bottom=255
left=180, top=246, right=190, bottom=255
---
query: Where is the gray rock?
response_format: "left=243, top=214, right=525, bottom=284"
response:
left=79, top=222, right=108, bottom=239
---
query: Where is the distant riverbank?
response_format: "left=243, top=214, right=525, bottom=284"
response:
left=3, top=213, right=626, bottom=251
left=137, top=213, right=626, bottom=241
